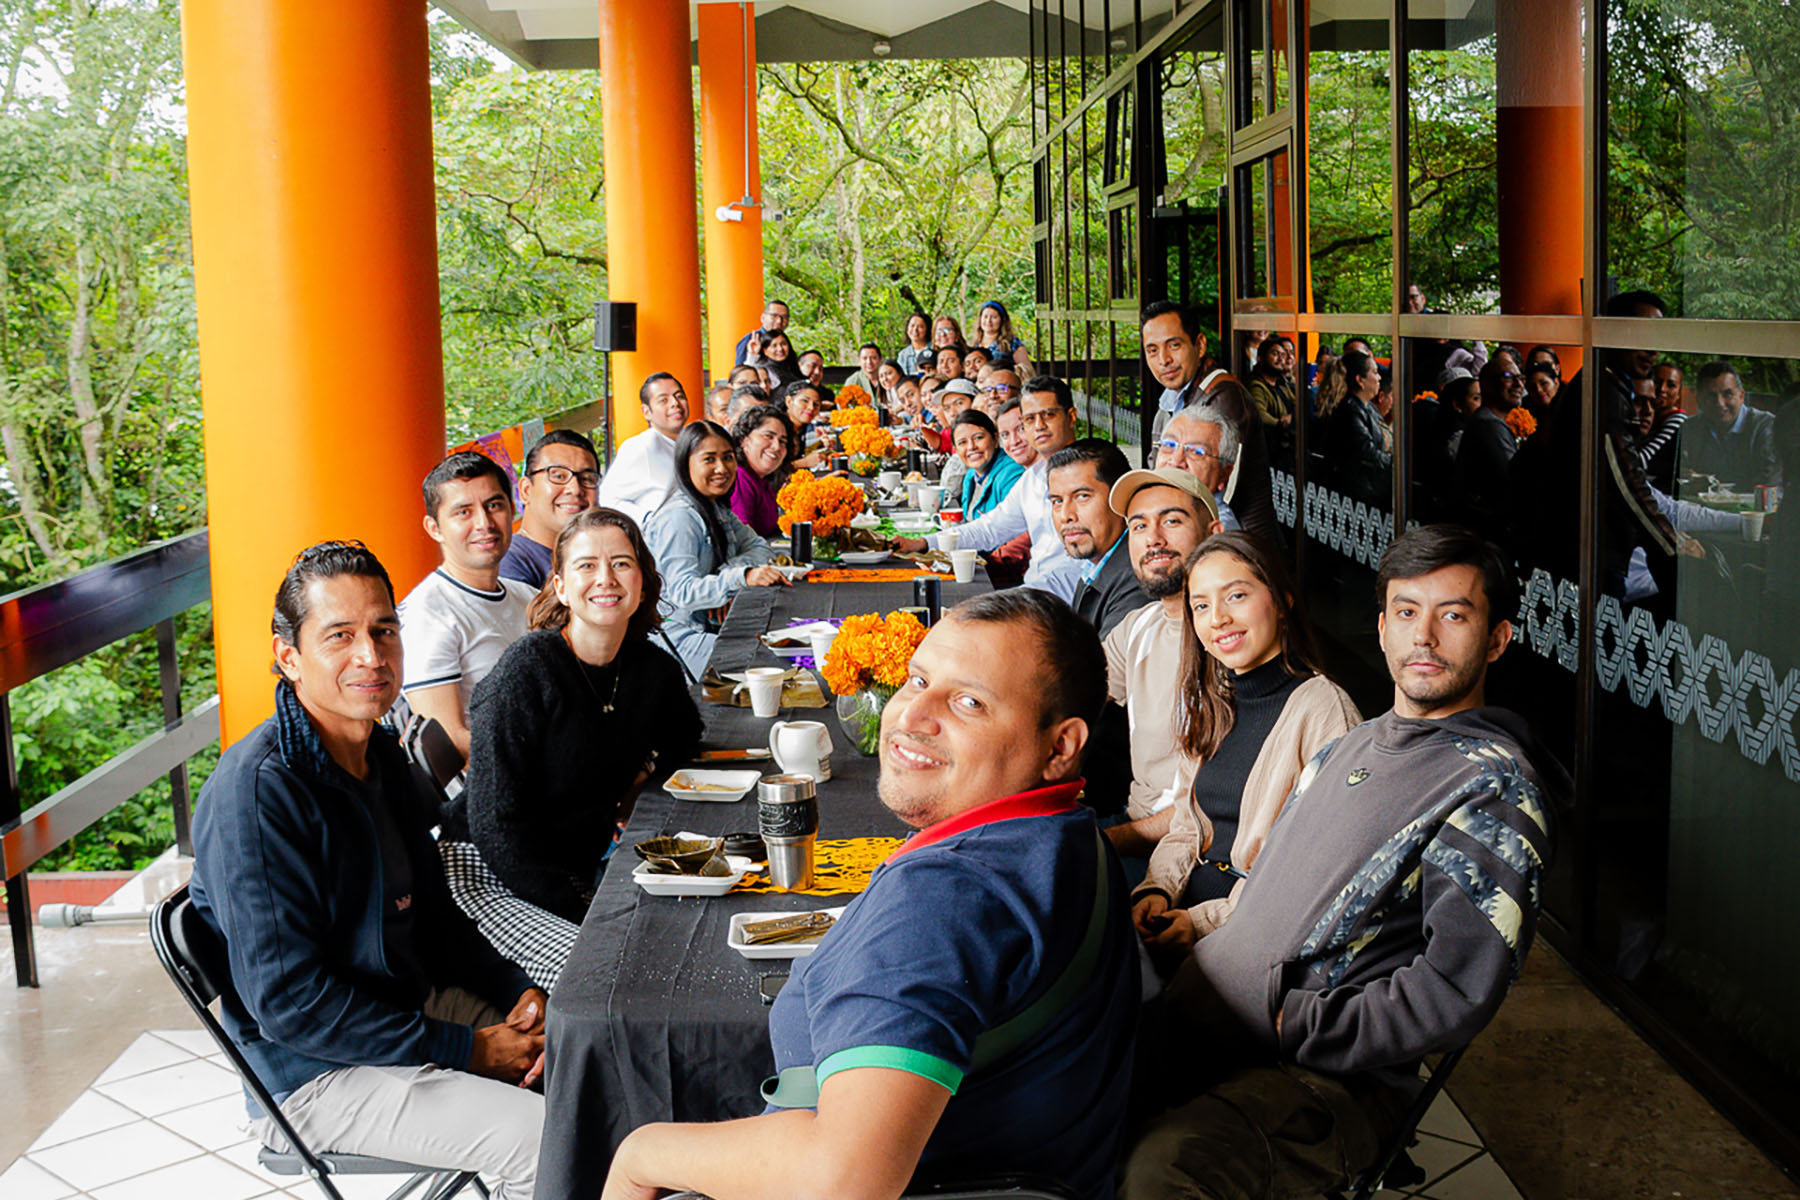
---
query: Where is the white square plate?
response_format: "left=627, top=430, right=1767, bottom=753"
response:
left=632, top=855, right=754, bottom=897
left=837, top=550, right=893, bottom=565
left=665, top=768, right=763, bottom=802
left=728, top=906, right=847, bottom=959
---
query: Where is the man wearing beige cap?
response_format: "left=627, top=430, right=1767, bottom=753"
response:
left=1099, top=468, right=1224, bottom=868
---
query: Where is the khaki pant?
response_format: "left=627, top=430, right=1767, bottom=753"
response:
left=1120, top=1064, right=1410, bottom=1200
left=257, top=988, right=543, bottom=1200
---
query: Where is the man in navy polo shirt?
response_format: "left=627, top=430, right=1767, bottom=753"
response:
left=601, top=590, right=1139, bottom=1200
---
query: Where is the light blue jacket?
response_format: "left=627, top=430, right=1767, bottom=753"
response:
left=645, top=494, right=774, bottom=676
left=961, top=453, right=1025, bottom=522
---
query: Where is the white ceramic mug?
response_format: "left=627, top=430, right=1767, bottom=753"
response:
left=951, top=548, right=979, bottom=583
left=770, top=719, right=833, bottom=781
left=744, top=667, right=786, bottom=718
left=939, top=527, right=962, bottom=553
left=920, top=485, right=943, bottom=513
left=878, top=470, right=903, bottom=493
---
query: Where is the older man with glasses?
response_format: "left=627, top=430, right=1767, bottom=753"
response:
left=499, top=429, right=601, bottom=590
left=1154, top=400, right=1244, bottom=532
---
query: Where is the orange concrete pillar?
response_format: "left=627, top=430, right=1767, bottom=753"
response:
left=183, top=2, right=445, bottom=748
left=601, top=0, right=704, bottom=445
left=1497, top=0, right=1583, bottom=319
left=699, top=3, right=765, bottom=380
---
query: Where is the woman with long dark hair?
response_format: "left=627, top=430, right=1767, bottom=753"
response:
left=645, top=421, right=786, bottom=676
left=897, top=312, right=934, bottom=376
left=751, top=329, right=804, bottom=390
left=1132, top=531, right=1359, bottom=963
left=439, top=507, right=703, bottom=989
left=730, top=403, right=795, bottom=538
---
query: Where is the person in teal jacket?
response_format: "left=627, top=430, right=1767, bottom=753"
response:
left=951, top=409, right=1024, bottom=520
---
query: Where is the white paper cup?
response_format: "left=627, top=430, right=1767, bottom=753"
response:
left=920, top=485, right=943, bottom=513
left=809, top=627, right=837, bottom=672
left=745, top=667, right=786, bottom=718
left=951, top=548, right=979, bottom=583
left=905, top=480, right=926, bottom=508
left=939, top=528, right=961, bottom=553
left=1742, top=510, right=1766, bottom=541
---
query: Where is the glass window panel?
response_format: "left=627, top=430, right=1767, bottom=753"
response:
left=1607, top=2, right=1800, bottom=320
left=1084, top=104, right=1109, bottom=312
left=1404, top=5, right=1500, bottom=313
left=1238, top=154, right=1272, bottom=298
left=1296, top=331, right=1394, bottom=712
left=1305, top=3, right=1393, bottom=312
left=1156, top=17, right=1228, bottom=210
left=1109, top=203, right=1140, bottom=302
left=1587, top=345, right=1800, bottom=1116
left=1235, top=0, right=1291, bottom=127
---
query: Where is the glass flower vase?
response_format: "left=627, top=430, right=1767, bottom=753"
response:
left=835, top=685, right=893, bottom=756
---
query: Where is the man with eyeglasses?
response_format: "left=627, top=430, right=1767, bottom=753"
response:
left=1154, top=400, right=1243, bottom=531
left=734, top=299, right=790, bottom=367
left=499, top=429, right=601, bottom=590
left=974, top=368, right=1020, bottom=419
left=895, top=376, right=1085, bottom=601
left=598, top=372, right=690, bottom=528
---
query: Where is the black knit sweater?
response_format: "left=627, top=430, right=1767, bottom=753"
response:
left=443, top=630, right=704, bottom=922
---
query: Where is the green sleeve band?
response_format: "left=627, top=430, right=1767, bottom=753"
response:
left=817, top=1045, right=964, bottom=1094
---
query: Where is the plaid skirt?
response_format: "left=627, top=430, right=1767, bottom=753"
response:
left=438, top=840, right=578, bottom=993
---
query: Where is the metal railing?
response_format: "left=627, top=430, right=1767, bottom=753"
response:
left=0, top=530, right=216, bottom=986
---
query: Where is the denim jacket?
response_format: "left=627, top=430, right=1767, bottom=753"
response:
left=646, top=493, right=774, bottom=672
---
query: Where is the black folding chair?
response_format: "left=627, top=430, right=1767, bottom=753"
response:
left=149, top=885, right=488, bottom=1200
left=1331, top=1046, right=1469, bottom=1200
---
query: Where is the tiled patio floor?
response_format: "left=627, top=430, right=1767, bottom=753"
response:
left=2, top=1024, right=1524, bottom=1200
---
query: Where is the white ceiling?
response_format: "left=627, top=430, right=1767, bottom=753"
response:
left=435, top=0, right=1179, bottom=69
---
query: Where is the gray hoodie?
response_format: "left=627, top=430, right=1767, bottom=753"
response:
left=1160, top=706, right=1564, bottom=1094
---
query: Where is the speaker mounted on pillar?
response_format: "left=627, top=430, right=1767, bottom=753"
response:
left=593, top=301, right=637, bottom=353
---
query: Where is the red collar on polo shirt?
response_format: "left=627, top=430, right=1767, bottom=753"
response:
left=887, top=779, right=1086, bottom=861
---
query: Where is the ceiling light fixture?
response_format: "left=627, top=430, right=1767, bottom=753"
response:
left=872, top=39, right=892, bottom=57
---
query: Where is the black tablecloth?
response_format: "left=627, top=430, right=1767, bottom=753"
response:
left=537, top=567, right=989, bottom=1198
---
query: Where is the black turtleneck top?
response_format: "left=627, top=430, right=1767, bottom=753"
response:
left=1191, top=656, right=1306, bottom=859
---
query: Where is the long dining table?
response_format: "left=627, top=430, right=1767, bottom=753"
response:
left=535, top=562, right=990, bottom=1199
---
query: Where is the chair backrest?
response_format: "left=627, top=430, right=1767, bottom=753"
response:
left=397, top=714, right=465, bottom=826
left=150, top=885, right=345, bottom=1199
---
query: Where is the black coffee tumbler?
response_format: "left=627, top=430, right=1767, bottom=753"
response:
left=912, top=576, right=941, bottom=624
left=906, top=448, right=925, bottom=476
left=791, top=520, right=813, bottom=565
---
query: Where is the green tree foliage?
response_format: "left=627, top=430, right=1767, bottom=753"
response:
left=1608, top=0, right=1800, bottom=322
left=755, top=59, right=1035, bottom=359
left=431, top=15, right=607, bottom=441
left=0, top=0, right=202, bottom=584
left=0, top=0, right=212, bottom=871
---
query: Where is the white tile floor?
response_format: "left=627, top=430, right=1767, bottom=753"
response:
left=3, top=1030, right=1528, bottom=1199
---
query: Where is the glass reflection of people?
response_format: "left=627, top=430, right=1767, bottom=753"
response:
left=1765, top=394, right=1800, bottom=613
left=1525, top=361, right=1561, bottom=421
left=1521, top=291, right=1681, bottom=601
left=1326, top=349, right=1392, bottom=507
left=1638, top=362, right=1688, bottom=494
left=1455, top=359, right=1525, bottom=535
left=1682, top=360, right=1782, bottom=491
left=1247, top=334, right=1298, bottom=464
